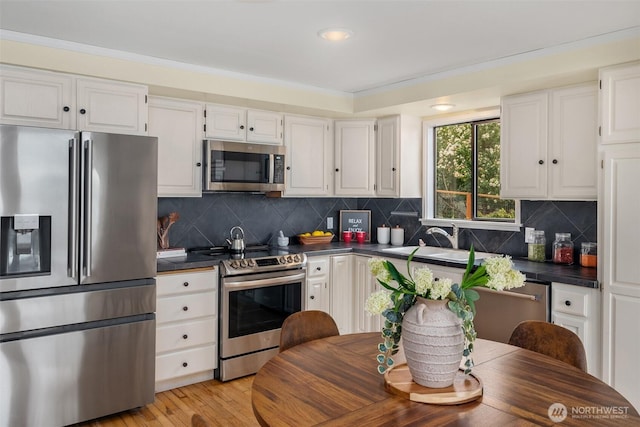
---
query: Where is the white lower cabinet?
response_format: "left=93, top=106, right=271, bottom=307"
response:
left=305, top=257, right=330, bottom=312
left=155, top=267, right=218, bottom=392
left=330, top=255, right=354, bottom=334
left=305, top=255, right=353, bottom=334
left=354, top=255, right=382, bottom=334
left=551, top=282, right=601, bottom=378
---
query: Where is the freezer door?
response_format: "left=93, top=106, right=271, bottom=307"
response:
left=0, top=317, right=155, bottom=427
left=0, top=125, right=77, bottom=292
left=80, top=132, right=157, bottom=284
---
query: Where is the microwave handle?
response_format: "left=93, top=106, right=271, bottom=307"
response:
left=267, top=154, right=274, bottom=183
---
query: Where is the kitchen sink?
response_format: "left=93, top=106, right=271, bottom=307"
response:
left=381, top=246, right=494, bottom=262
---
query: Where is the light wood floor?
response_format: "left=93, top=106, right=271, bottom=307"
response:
left=78, top=376, right=260, bottom=427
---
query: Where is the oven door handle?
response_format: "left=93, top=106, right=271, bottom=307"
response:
left=223, top=271, right=307, bottom=290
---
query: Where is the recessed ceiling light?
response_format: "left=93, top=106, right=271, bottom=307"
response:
left=318, top=28, right=354, bottom=42
left=431, top=104, right=455, bottom=111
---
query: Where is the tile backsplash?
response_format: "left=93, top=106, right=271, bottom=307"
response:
left=158, top=194, right=596, bottom=259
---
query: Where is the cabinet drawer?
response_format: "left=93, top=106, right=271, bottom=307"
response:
left=157, top=291, right=216, bottom=324
left=157, top=269, right=217, bottom=296
left=552, top=286, right=589, bottom=317
left=156, top=318, right=217, bottom=353
left=155, top=344, right=217, bottom=382
left=307, top=258, right=329, bottom=278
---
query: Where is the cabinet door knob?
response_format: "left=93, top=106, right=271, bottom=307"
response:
left=286, top=166, right=291, bottom=170
left=239, top=125, right=245, bottom=130
left=196, top=162, right=201, bottom=167
left=565, top=300, right=571, bottom=306
left=335, top=168, right=339, bottom=172
left=182, top=362, right=188, bottom=367
left=392, top=167, right=396, bottom=171
left=538, top=160, right=544, bottom=165
left=552, top=159, right=558, bottom=164
left=182, top=306, right=189, bottom=311
left=310, top=295, right=315, bottom=300
left=63, top=106, right=70, bottom=112
left=79, top=108, right=86, bottom=115
left=183, top=334, right=188, bottom=339
left=316, top=267, right=321, bottom=271
left=183, top=282, right=189, bottom=287
left=249, top=127, right=254, bottom=131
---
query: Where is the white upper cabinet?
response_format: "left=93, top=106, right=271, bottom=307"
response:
left=204, top=104, right=246, bottom=141
left=599, top=61, right=640, bottom=144
left=205, top=103, right=283, bottom=144
left=0, top=65, right=149, bottom=135
left=500, top=83, right=597, bottom=200
left=0, top=65, right=76, bottom=129
left=548, top=84, right=598, bottom=199
left=76, top=77, right=148, bottom=135
left=283, top=115, right=332, bottom=196
left=376, top=115, right=422, bottom=198
left=334, top=119, right=376, bottom=196
left=149, top=96, right=204, bottom=197
left=500, top=91, right=548, bottom=199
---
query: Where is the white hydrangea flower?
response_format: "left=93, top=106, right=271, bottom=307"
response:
left=365, top=290, right=391, bottom=315
left=369, top=258, right=392, bottom=284
left=431, top=277, right=453, bottom=300
left=483, top=255, right=514, bottom=277
left=413, top=267, right=434, bottom=296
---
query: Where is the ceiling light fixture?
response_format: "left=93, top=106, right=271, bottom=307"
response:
left=318, top=28, right=354, bottom=42
left=431, top=104, right=455, bottom=111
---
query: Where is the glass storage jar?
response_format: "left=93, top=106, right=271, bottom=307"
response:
left=580, top=242, right=597, bottom=268
left=527, top=230, right=546, bottom=262
left=553, top=233, right=574, bottom=265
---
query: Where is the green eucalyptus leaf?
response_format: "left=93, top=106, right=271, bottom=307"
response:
left=377, top=354, right=386, bottom=364
left=377, top=365, right=387, bottom=374
left=378, top=343, right=387, bottom=352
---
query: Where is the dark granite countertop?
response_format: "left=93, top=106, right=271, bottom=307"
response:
left=157, top=242, right=598, bottom=288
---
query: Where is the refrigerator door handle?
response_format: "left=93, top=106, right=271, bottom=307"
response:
left=83, top=138, right=93, bottom=278
left=68, top=137, right=79, bottom=280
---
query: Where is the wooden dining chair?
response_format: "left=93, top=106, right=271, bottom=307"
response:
left=191, top=414, right=211, bottom=427
left=279, top=310, right=340, bottom=352
left=508, top=320, right=588, bottom=372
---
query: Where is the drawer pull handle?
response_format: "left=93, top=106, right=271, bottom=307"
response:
left=182, top=306, right=189, bottom=311
left=565, top=300, right=571, bottom=306
left=183, top=334, right=188, bottom=339
left=182, top=362, right=188, bottom=367
left=183, top=282, right=189, bottom=287
left=316, top=267, right=321, bottom=271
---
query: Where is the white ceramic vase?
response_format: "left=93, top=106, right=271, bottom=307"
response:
left=401, top=297, right=464, bottom=388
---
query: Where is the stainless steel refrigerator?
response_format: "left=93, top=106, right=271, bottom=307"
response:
left=0, top=124, right=158, bottom=427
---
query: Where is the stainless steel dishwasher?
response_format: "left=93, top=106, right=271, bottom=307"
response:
left=473, top=280, right=550, bottom=343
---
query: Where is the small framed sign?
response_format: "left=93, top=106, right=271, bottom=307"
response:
left=339, top=210, right=371, bottom=242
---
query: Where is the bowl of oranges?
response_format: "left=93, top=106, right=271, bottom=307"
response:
left=297, top=230, right=334, bottom=245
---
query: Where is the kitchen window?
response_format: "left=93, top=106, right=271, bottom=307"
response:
left=422, top=109, right=521, bottom=231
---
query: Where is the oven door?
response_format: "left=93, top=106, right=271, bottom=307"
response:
left=220, top=269, right=305, bottom=359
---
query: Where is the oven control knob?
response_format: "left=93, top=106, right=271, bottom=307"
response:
left=278, top=256, right=286, bottom=264
left=293, top=254, right=300, bottom=262
left=230, top=260, right=240, bottom=269
left=240, top=259, right=248, bottom=268
left=286, top=255, right=293, bottom=263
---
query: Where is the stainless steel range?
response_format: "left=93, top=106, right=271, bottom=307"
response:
left=216, top=247, right=307, bottom=381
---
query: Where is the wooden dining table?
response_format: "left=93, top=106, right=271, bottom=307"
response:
left=251, top=333, right=639, bottom=426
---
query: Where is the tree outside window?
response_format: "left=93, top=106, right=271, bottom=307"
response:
left=434, top=119, right=514, bottom=220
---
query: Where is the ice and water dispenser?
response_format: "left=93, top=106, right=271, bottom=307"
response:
left=0, top=214, right=51, bottom=278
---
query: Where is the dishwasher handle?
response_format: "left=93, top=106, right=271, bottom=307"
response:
left=476, top=286, right=539, bottom=302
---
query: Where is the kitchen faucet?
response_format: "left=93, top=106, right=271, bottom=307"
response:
left=425, top=223, right=459, bottom=249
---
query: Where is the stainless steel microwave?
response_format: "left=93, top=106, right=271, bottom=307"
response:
left=204, top=140, right=285, bottom=192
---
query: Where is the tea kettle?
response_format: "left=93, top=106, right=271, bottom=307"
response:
left=226, top=226, right=246, bottom=253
